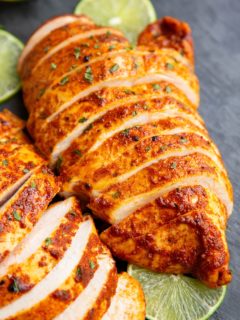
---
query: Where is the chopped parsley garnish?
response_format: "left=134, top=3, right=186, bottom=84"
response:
left=45, top=238, right=52, bottom=247
left=73, top=149, right=82, bottom=157
left=74, top=47, right=81, bottom=59
left=122, top=129, right=130, bottom=136
left=112, top=191, right=120, bottom=199
left=132, top=110, right=137, bottom=116
left=79, top=117, right=88, bottom=123
left=44, top=46, right=50, bottom=53
left=124, top=89, right=135, bottom=95
left=37, top=88, right=46, bottom=99
left=160, top=145, right=167, bottom=151
left=166, top=62, right=174, bottom=70
left=109, top=63, right=119, bottom=74
left=180, top=137, right=188, bottom=144
left=76, top=266, right=82, bottom=278
left=106, top=30, right=111, bottom=36
left=31, top=181, right=36, bottom=189
left=165, top=86, right=172, bottom=93
left=89, top=260, right=95, bottom=269
left=84, top=66, right=93, bottom=83
left=50, top=62, right=57, bottom=70
left=2, top=159, right=8, bottom=166
left=126, top=45, right=134, bottom=51
left=145, top=146, right=151, bottom=152
left=94, top=44, right=100, bottom=49
left=59, top=76, right=69, bottom=86
left=13, top=211, right=21, bottom=221
left=8, top=278, right=20, bottom=293
left=56, top=156, right=63, bottom=174
left=108, top=45, right=115, bottom=51
left=170, top=162, right=177, bottom=169
left=152, top=83, right=161, bottom=91
left=83, top=123, right=93, bottom=132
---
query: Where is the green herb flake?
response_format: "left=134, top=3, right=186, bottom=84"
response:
left=109, top=63, right=119, bottom=74
left=160, top=145, right=167, bottom=151
left=108, top=45, right=115, bottom=51
left=166, top=62, right=174, bottom=70
left=22, top=168, right=30, bottom=174
left=84, top=66, right=93, bottom=83
left=56, top=156, right=63, bottom=173
left=89, top=260, right=95, bottom=269
left=145, top=146, right=151, bottom=152
left=82, top=43, right=89, bottom=48
left=84, top=123, right=93, bottom=132
left=2, top=159, right=8, bottom=166
left=37, top=88, right=46, bottom=99
left=74, top=47, right=81, bottom=59
left=76, top=266, right=82, bottom=278
left=132, top=111, right=137, bottom=116
left=124, top=89, right=135, bottom=95
left=106, top=30, right=111, bottom=36
left=122, top=129, right=130, bottom=136
left=165, top=86, right=172, bottom=93
left=180, top=137, right=188, bottom=144
left=13, top=211, right=21, bottom=221
left=94, top=44, right=100, bottom=49
left=152, top=83, right=161, bottom=91
left=126, top=45, right=134, bottom=51
left=59, top=76, right=69, bottom=86
left=73, top=149, right=82, bottom=157
left=44, top=46, right=50, bottom=53
left=9, top=278, right=20, bottom=293
left=50, top=62, right=57, bottom=70
left=45, top=237, right=52, bottom=247
left=31, top=181, right=36, bottom=189
left=143, top=105, right=149, bottom=110
left=170, top=162, right=177, bottom=169
left=79, top=117, right=88, bottom=123
left=112, top=191, right=120, bottom=199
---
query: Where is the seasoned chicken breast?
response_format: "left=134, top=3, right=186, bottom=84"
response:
left=18, top=14, right=233, bottom=288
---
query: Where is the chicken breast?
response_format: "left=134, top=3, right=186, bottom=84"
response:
left=18, top=14, right=233, bottom=288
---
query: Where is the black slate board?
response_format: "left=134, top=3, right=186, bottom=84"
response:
left=0, top=0, right=239, bottom=319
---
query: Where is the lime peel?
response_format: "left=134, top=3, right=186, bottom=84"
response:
left=0, top=29, right=24, bottom=103
left=128, top=264, right=227, bottom=320
left=74, top=0, right=157, bottom=44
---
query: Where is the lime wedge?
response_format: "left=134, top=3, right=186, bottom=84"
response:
left=128, top=264, right=227, bottom=320
left=0, top=29, right=23, bottom=103
left=74, top=0, right=157, bottom=43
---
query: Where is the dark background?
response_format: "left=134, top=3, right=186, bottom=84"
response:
left=0, top=0, right=239, bottom=319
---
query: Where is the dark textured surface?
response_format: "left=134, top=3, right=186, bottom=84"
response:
left=0, top=0, right=239, bottom=319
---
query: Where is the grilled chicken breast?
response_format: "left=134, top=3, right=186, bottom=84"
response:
left=0, top=111, right=145, bottom=319
left=18, top=14, right=233, bottom=288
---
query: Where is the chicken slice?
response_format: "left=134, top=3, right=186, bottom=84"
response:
left=138, top=16, right=194, bottom=66
left=30, top=82, right=197, bottom=162
left=0, top=165, right=60, bottom=263
left=102, top=273, right=146, bottom=320
left=101, top=186, right=231, bottom=288
left=25, top=50, right=198, bottom=124
left=0, top=143, right=44, bottom=206
left=18, top=15, right=95, bottom=78
left=0, top=109, right=25, bottom=138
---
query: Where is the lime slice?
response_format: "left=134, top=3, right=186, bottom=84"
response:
left=128, top=264, right=227, bottom=320
left=0, top=29, right=23, bottom=103
left=74, top=0, right=157, bottom=43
